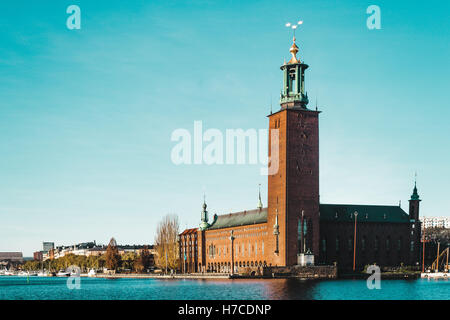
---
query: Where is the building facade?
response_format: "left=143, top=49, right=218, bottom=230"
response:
left=420, top=216, right=450, bottom=229
left=179, top=37, right=422, bottom=272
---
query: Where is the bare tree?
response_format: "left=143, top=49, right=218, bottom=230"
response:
left=155, top=214, right=180, bottom=271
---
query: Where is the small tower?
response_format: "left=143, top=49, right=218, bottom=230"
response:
left=409, top=179, right=421, bottom=221
left=280, top=36, right=309, bottom=109
left=257, top=184, right=263, bottom=211
left=199, top=197, right=209, bottom=230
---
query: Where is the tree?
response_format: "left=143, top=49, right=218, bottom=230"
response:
left=122, top=252, right=137, bottom=272
left=135, top=245, right=152, bottom=273
left=105, top=237, right=121, bottom=271
left=155, top=214, right=180, bottom=271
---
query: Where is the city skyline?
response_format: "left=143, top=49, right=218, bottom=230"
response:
left=1, top=0, right=449, bottom=256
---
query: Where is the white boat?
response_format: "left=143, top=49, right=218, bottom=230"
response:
left=87, top=269, right=97, bottom=277
left=37, top=271, right=49, bottom=277
left=421, top=272, right=449, bottom=279
left=56, top=270, right=70, bottom=277
left=18, top=271, right=29, bottom=276
left=4, top=270, right=15, bottom=276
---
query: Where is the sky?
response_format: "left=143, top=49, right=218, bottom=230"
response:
left=0, top=0, right=449, bottom=256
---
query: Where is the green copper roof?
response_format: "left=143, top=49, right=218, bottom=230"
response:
left=205, top=203, right=411, bottom=231
left=207, top=208, right=268, bottom=230
left=319, top=204, right=410, bottom=223
left=410, top=183, right=420, bottom=200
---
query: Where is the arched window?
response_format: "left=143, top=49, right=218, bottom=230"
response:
left=321, top=238, right=326, bottom=252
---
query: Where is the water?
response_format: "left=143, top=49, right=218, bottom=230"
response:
left=0, top=276, right=448, bottom=300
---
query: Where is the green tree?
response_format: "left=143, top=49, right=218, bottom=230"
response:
left=135, top=246, right=152, bottom=273
left=122, top=252, right=137, bottom=272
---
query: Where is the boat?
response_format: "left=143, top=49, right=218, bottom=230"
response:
left=87, top=269, right=97, bottom=277
left=4, top=270, right=15, bottom=276
left=37, top=271, right=49, bottom=277
left=421, top=272, right=449, bottom=279
left=56, top=270, right=70, bottom=277
left=28, top=271, right=38, bottom=276
left=18, top=271, right=29, bottom=276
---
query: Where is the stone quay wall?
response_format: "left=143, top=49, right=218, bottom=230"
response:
left=262, top=265, right=337, bottom=279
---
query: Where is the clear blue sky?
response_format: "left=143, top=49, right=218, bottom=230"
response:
left=0, top=0, right=448, bottom=256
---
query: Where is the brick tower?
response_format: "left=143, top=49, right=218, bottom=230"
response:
left=267, top=36, right=320, bottom=266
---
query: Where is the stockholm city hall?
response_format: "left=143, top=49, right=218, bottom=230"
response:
left=178, top=36, right=422, bottom=273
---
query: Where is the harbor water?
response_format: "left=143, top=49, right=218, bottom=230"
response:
left=0, top=276, right=449, bottom=300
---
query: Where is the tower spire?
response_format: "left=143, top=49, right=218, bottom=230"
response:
left=199, top=194, right=209, bottom=230
left=280, top=20, right=309, bottom=109
left=257, top=184, right=263, bottom=210
left=289, top=37, right=300, bottom=64
left=411, top=173, right=420, bottom=200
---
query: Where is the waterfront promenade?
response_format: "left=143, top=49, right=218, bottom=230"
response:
left=89, top=273, right=231, bottom=279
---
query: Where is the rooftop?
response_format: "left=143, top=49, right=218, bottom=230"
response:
left=319, top=204, right=411, bottom=223
left=207, top=208, right=268, bottom=230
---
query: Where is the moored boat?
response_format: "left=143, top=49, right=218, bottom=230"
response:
left=56, top=270, right=70, bottom=277
left=37, top=271, right=49, bottom=277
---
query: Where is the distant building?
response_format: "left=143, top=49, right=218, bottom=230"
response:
left=0, top=252, right=23, bottom=263
left=420, top=217, right=450, bottom=229
left=42, top=241, right=155, bottom=262
left=42, top=242, right=54, bottom=253
left=33, top=251, right=43, bottom=261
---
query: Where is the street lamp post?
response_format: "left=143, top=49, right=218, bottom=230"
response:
left=301, top=210, right=305, bottom=254
left=176, top=235, right=181, bottom=274
left=229, top=230, right=235, bottom=275
left=421, top=234, right=429, bottom=273
left=165, top=247, right=168, bottom=275
left=353, top=211, right=358, bottom=272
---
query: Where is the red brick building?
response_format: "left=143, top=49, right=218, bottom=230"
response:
left=179, top=37, right=421, bottom=273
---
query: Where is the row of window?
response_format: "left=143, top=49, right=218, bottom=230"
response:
left=208, top=241, right=265, bottom=258
left=321, top=237, right=415, bottom=252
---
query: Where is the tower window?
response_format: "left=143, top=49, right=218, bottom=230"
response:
left=288, top=70, right=296, bottom=93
